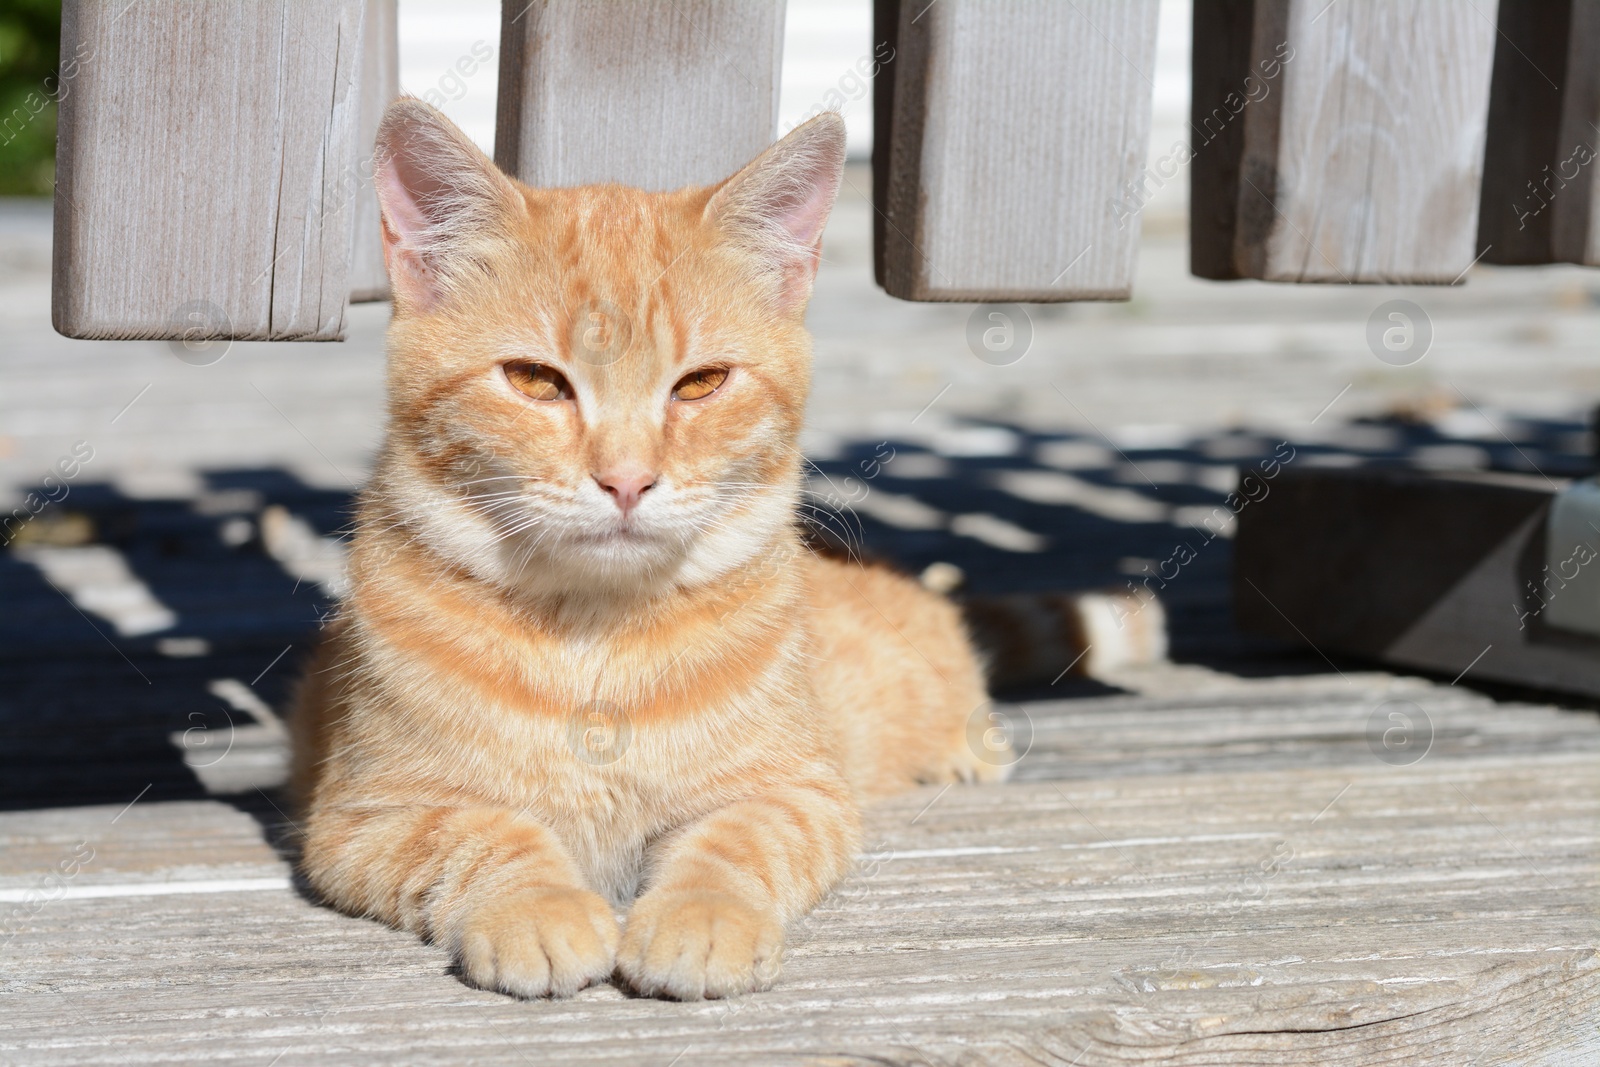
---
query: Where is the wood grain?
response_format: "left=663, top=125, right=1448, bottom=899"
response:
left=2, top=671, right=1596, bottom=1064
left=1478, top=0, right=1600, bottom=266
left=874, top=0, right=1161, bottom=301
left=52, top=0, right=367, bottom=341
left=494, top=0, right=785, bottom=191
left=349, top=0, right=398, bottom=302
left=1195, top=0, right=1500, bottom=283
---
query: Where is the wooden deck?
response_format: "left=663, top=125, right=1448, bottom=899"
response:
left=5, top=174, right=1600, bottom=1063
left=3, top=667, right=1597, bottom=1064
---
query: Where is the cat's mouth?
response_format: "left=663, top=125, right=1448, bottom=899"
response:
left=572, top=522, right=660, bottom=545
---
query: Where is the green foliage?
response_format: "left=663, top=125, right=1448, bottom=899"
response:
left=0, top=0, right=63, bottom=197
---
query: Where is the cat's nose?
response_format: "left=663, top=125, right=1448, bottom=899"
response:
left=594, top=468, right=657, bottom=517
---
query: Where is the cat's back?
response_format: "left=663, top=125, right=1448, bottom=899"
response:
left=800, top=552, right=999, bottom=797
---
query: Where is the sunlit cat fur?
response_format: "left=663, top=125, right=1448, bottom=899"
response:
left=290, top=99, right=1004, bottom=1001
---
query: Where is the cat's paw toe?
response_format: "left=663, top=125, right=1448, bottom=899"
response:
left=941, top=737, right=1016, bottom=784
left=617, top=890, right=783, bottom=1000
left=456, top=887, right=619, bottom=998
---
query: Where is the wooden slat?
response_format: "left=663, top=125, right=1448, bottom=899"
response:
left=52, top=0, right=366, bottom=341
left=1478, top=0, right=1600, bottom=266
left=874, top=0, right=1161, bottom=301
left=3, top=673, right=1598, bottom=1064
left=349, top=0, right=399, bottom=302
left=493, top=0, right=785, bottom=191
left=1191, top=0, right=1500, bottom=283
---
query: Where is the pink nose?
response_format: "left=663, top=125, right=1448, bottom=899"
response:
left=594, top=469, right=657, bottom=516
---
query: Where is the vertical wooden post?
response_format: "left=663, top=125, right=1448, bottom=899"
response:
left=494, top=0, right=785, bottom=191
left=350, top=0, right=399, bottom=302
left=1191, top=0, right=1501, bottom=284
left=52, top=0, right=366, bottom=341
left=1477, top=0, right=1600, bottom=267
left=873, top=0, right=1161, bottom=302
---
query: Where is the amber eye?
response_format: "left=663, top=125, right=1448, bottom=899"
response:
left=672, top=367, right=728, bottom=401
left=504, top=361, right=572, bottom=402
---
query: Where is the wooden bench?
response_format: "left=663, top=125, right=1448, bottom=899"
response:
left=18, top=3, right=1600, bottom=1062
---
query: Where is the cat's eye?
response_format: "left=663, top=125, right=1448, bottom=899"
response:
left=672, top=367, right=728, bottom=402
left=504, top=361, right=572, bottom=402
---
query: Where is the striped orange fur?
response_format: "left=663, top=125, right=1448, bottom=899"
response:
left=289, top=100, right=1003, bottom=1001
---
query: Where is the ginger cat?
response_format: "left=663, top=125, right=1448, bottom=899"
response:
left=289, top=100, right=1006, bottom=1001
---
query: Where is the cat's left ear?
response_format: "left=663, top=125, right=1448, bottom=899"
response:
left=373, top=98, right=524, bottom=313
left=705, top=112, right=847, bottom=314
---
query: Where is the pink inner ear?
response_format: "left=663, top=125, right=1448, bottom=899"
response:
left=757, top=154, right=842, bottom=311
left=707, top=114, right=847, bottom=285
left=778, top=178, right=838, bottom=250
left=368, top=100, right=521, bottom=311
left=374, top=156, right=437, bottom=254
left=374, top=154, right=446, bottom=310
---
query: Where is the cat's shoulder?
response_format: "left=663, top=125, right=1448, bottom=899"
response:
left=798, top=543, right=954, bottom=620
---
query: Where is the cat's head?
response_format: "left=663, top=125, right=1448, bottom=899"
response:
left=368, top=99, right=845, bottom=600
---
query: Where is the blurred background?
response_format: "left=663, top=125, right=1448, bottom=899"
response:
left=2, top=1, right=1597, bottom=807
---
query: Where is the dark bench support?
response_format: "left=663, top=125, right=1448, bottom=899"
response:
left=1235, top=467, right=1600, bottom=698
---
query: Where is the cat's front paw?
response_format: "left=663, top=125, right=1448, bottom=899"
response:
left=455, top=886, right=619, bottom=998
left=617, top=890, right=784, bottom=1000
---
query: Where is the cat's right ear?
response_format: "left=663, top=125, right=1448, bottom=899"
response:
left=372, top=98, right=523, bottom=312
left=705, top=112, right=847, bottom=315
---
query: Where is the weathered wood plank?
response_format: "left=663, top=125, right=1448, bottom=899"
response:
left=1017, top=669, right=1600, bottom=780
left=350, top=0, right=399, bottom=302
left=1192, top=0, right=1500, bottom=283
left=1478, top=0, right=1600, bottom=266
left=873, top=0, right=1161, bottom=301
left=493, top=0, right=785, bottom=191
left=52, top=0, right=366, bottom=341
left=3, top=674, right=1597, bottom=1064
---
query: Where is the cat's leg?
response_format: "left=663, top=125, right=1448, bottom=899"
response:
left=301, top=803, right=619, bottom=998
left=617, top=776, right=860, bottom=999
